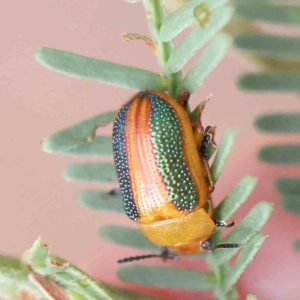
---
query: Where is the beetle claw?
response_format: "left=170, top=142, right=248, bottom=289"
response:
left=160, top=247, right=179, bottom=261
left=213, top=219, right=235, bottom=228
left=206, top=126, right=217, bottom=148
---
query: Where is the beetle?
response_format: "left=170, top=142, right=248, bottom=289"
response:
left=111, top=90, right=241, bottom=263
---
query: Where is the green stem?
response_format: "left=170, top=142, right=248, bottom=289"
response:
left=25, top=238, right=115, bottom=300
left=205, top=232, right=239, bottom=300
left=142, top=0, right=181, bottom=97
left=207, top=257, right=234, bottom=300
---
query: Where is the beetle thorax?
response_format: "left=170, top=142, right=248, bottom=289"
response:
left=139, top=208, right=215, bottom=254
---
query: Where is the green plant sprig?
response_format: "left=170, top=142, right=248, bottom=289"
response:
left=0, top=1, right=274, bottom=299
left=40, top=1, right=268, bottom=299
left=231, top=0, right=300, bottom=250
left=0, top=238, right=160, bottom=300
left=141, top=0, right=181, bottom=96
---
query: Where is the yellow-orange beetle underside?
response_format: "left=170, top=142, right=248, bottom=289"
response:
left=112, top=91, right=216, bottom=255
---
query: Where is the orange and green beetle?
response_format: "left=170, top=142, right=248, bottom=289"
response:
left=112, top=91, right=240, bottom=262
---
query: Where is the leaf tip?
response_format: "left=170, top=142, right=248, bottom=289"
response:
left=35, top=236, right=48, bottom=249
left=257, top=146, right=270, bottom=162
left=293, top=238, right=300, bottom=251
left=237, top=73, right=250, bottom=90
left=116, top=265, right=130, bottom=281
left=41, top=136, right=54, bottom=153
left=61, top=165, right=74, bottom=181
left=246, top=294, right=258, bottom=300
left=245, top=174, right=258, bottom=184
left=34, top=47, right=49, bottom=64
left=99, top=224, right=116, bottom=240
left=260, top=201, right=274, bottom=213
left=227, top=127, right=239, bottom=136
left=254, top=114, right=265, bottom=131
left=76, top=190, right=85, bottom=205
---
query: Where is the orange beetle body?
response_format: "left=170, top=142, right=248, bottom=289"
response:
left=112, top=91, right=215, bottom=255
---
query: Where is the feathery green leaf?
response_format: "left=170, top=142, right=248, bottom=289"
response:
left=214, top=175, right=257, bottom=221
left=77, top=189, right=124, bottom=213
left=239, top=71, right=300, bottom=91
left=159, top=0, right=226, bottom=42
left=255, top=113, right=300, bottom=133
left=281, top=194, right=300, bottom=214
left=27, top=238, right=116, bottom=300
left=235, top=4, right=300, bottom=25
left=35, top=48, right=166, bottom=90
left=223, top=233, right=267, bottom=293
left=0, top=240, right=160, bottom=300
left=42, top=110, right=116, bottom=156
left=259, top=144, right=300, bottom=164
left=180, top=34, right=231, bottom=93
left=294, top=239, right=300, bottom=252
left=0, top=255, right=42, bottom=298
left=104, top=284, right=161, bottom=300
left=234, top=33, right=300, bottom=59
left=275, top=177, right=300, bottom=195
left=211, top=202, right=273, bottom=266
left=100, top=225, right=160, bottom=252
left=167, top=7, right=233, bottom=74
left=118, top=265, right=212, bottom=290
left=62, top=163, right=117, bottom=182
left=231, top=0, right=273, bottom=3
left=246, top=295, right=258, bottom=300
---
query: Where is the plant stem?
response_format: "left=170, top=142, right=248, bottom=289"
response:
left=207, top=257, right=236, bottom=300
left=206, top=231, right=239, bottom=300
left=142, top=0, right=181, bottom=97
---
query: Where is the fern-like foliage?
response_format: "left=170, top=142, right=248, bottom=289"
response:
left=0, top=1, right=274, bottom=299
left=231, top=1, right=300, bottom=250
left=0, top=238, right=160, bottom=300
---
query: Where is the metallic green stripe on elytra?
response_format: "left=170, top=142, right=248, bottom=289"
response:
left=147, top=94, right=198, bottom=211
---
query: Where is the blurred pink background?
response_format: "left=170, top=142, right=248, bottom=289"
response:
left=1, top=1, right=300, bottom=299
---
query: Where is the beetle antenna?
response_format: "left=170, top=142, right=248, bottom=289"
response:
left=117, top=254, right=162, bottom=264
left=117, top=247, right=178, bottom=264
left=211, top=243, right=243, bottom=251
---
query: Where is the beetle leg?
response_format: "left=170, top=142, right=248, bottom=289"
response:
left=190, top=105, right=205, bottom=148
left=177, top=89, right=190, bottom=108
left=160, top=246, right=179, bottom=262
left=191, top=99, right=209, bottom=149
left=109, top=188, right=121, bottom=195
left=194, top=94, right=213, bottom=131
left=203, top=159, right=215, bottom=193
left=200, top=126, right=216, bottom=193
left=197, top=128, right=215, bottom=193
left=200, top=126, right=217, bottom=159
left=213, top=219, right=235, bottom=228
left=205, top=197, right=214, bottom=216
left=190, top=98, right=217, bottom=193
